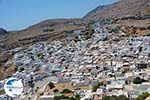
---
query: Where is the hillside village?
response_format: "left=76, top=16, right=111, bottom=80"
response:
left=0, top=19, right=149, bottom=100
left=0, top=0, right=150, bottom=100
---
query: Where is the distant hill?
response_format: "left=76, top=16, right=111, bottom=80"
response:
left=2, top=19, right=85, bottom=49
left=84, top=0, right=150, bottom=20
left=0, top=0, right=150, bottom=50
left=0, top=28, right=7, bottom=36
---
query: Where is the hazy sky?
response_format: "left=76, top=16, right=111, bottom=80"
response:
left=0, top=0, right=118, bottom=31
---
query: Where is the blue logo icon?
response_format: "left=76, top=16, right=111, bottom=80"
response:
left=4, top=78, right=23, bottom=97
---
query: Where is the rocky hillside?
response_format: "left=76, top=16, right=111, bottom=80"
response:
left=84, top=0, right=150, bottom=20
left=1, top=19, right=86, bottom=50
left=0, top=0, right=150, bottom=50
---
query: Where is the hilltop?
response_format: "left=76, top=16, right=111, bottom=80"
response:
left=0, top=19, right=86, bottom=50
left=84, top=0, right=150, bottom=36
left=84, top=0, right=150, bottom=20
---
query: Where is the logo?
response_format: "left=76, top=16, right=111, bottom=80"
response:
left=4, top=77, right=23, bottom=97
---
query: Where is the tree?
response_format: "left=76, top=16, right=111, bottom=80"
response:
left=68, top=95, right=80, bottom=100
left=103, top=96, right=111, bottom=100
left=136, top=92, right=149, bottom=100
left=53, top=89, right=59, bottom=93
left=92, top=82, right=103, bottom=92
left=103, top=95, right=129, bottom=100
left=75, top=94, right=80, bottom=100
left=61, top=89, right=72, bottom=94
left=48, top=82, right=55, bottom=89
left=133, top=77, right=146, bottom=84
left=69, top=97, right=76, bottom=100
left=0, top=89, right=5, bottom=95
left=118, top=95, right=129, bottom=100
left=28, top=81, right=34, bottom=88
left=19, top=67, right=25, bottom=72
left=54, top=95, right=69, bottom=100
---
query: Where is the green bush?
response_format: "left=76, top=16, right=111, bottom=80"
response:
left=48, top=82, right=55, bottom=89
left=54, top=95, right=80, bottom=100
left=92, top=82, right=103, bottom=92
left=69, top=97, right=76, bottom=100
left=136, top=92, right=149, bottom=100
left=75, top=94, right=80, bottom=100
left=133, top=77, right=146, bottom=84
left=61, top=89, right=72, bottom=94
left=54, top=95, right=69, bottom=100
left=19, top=67, right=25, bottom=72
left=53, top=89, right=59, bottom=93
left=0, top=89, right=5, bottom=95
left=103, top=95, right=129, bottom=100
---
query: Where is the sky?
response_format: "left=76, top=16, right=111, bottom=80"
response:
left=0, top=0, right=118, bottom=31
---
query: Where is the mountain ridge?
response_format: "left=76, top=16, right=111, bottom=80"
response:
left=0, top=0, right=150, bottom=50
left=84, top=0, right=150, bottom=20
